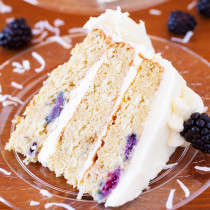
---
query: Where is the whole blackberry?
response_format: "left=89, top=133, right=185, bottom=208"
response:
left=180, top=113, right=210, bottom=153
left=168, top=10, right=197, bottom=35
left=0, top=18, right=32, bottom=50
left=197, top=0, right=210, bottom=18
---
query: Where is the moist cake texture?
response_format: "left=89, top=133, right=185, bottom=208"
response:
left=5, top=8, right=204, bottom=207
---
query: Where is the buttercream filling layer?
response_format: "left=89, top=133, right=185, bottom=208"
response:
left=38, top=50, right=110, bottom=166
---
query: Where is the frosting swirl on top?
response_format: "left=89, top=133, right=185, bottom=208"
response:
left=84, top=7, right=155, bottom=54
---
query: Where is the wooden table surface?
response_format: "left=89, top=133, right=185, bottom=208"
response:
left=0, top=0, right=209, bottom=209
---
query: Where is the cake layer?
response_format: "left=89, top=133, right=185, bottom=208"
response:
left=78, top=56, right=164, bottom=200
left=5, top=29, right=112, bottom=163
left=45, top=42, right=135, bottom=187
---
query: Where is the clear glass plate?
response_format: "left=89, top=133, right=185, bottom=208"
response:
left=0, top=33, right=209, bottom=209
left=23, top=0, right=168, bottom=15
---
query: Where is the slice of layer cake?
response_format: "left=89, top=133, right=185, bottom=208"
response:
left=5, top=8, right=205, bottom=207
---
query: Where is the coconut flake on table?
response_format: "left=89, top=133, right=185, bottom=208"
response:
left=47, top=36, right=72, bottom=49
left=30, top=200, right=40, bottom=206
left=171, top=31, right=194, bottom=44
left=32, top=19, right=66, bottom=44
left=45, top=202, right=75, bottom=210
left=195, top=166, right=210, bottom=172
left=68, top=27, right=88, bottom=34
left=12, top=60, right=30, bottom=74
left=0, top=168, right=11, bottom=176
left=33, top=20, right=61, bottom=36
left=23, top=0, right=38, bottom=5
left=166, top=189, right=175, bottom=209
left=0, top=93, right=23, bottom=107
left=163, top=163, right=178, bottom=170
left=187, top=0, right=197, bottom=10
left=32, top=52, right=46, bottom=73
left=0, top=0, right=12, bottom=13
left=40, top=189, right=52, bottom=198
left=6, top=17, right=14, bottom=24
left=54, top=19, right=65, bottom=27
left=177, top=179, right=190, bottom=197
left=0, top=197, right=13, bottom=208
left=32, top=31, right=48, bottom=43
left=149, top=9, right=162, bottom=16
left=11, top=81, right=23, bottom=89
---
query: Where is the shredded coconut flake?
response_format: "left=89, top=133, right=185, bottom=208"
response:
left=32, top=52, right=46, bottom=73
left=163, top=163, right=178, bottom=170
left=11, top=81, right=23, bottom=89
left=0, top=168, right=11, bottom=176
left=195, top=166, right=210, bottom=172
left=23, top=0, right=38, bottom=5
left=47, top=36, right=72, bottom=49
left=177, top=179, right=190, bottom=197
left=40, top=189, right=52, bottom=198
left=6, top=17, right=14, bottom=24
left=166, top=189, right=175, bottom=209
left=0, top=0, right=12, bottom=13
left=32, top=31, right=48, bottom=43
left=12, top=60, right=30, bottom=74
left=54, top=19, right=65, bottom=27
left=0, top=94, right=23, bottom=107
left=30, top=200, right=40, bottom=206
left=45, top=202, right=75, bottom=210
left=187, top=0, right=197, bottom=10
left=68, top=27, right=88, bottom=34
left=149, top=9, right=162, bottom=16
left=171, top=31, right=194, bottom=44
left=0, top=197, right=13, bottom=208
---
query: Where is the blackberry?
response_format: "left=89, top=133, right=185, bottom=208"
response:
left=0, top=18, right=32, bottom=50
left=168, top=10, right=197, bottom=35
left=180, top=113, right=210, bottom=153
left=197, top=0, right=210, bottom=18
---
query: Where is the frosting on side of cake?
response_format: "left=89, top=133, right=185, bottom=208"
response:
left=105, top=54, right=204, bottom=207
left=38, top=50, right=110, bottom=166
left=84, top=7, right=155, bottom=54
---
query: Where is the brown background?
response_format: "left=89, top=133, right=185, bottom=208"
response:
left=0, top=0, right=209, bottom=209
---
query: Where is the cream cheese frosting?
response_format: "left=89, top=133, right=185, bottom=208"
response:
left=84, top=7, right=155, bottom=54
left=105, top=53, right=204, bottom=207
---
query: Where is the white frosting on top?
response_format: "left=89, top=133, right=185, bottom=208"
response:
left=105, top=54, right=204, bottom=207
left=84, top=7, right=155, bottom=54
left=38, top=50, right=109, bottom=166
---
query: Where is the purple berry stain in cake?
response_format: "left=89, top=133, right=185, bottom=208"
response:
left=124, top=133, right=137, bottom=160
left=46, top=92, right=65, bottom=124
left=29, top=142, right=37, bottom=154
left=99, top=168, right=121, bottom=199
